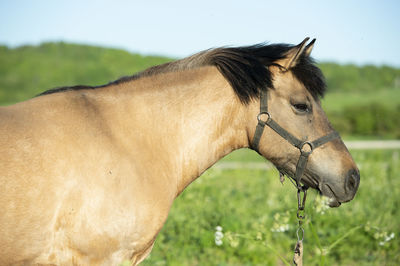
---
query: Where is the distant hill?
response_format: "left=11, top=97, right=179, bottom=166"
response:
left=0, top=42, right=172, bottom=105
left=0, top=42, right=399, bottom=105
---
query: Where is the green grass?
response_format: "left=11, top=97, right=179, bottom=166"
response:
left=220, top=149, right=264, bottom=162
left=141, top=148, right=400, bottom=265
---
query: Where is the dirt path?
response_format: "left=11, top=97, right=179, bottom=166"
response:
left=344, top=140, right=400, bottom=149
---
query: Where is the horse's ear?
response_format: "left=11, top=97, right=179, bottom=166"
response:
left=304, top=38, right=316, bottom=57
left=280, top=37, right=310, bottom=71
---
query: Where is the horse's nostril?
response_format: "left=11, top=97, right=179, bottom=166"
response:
left=346, top=169, right=360, bottom=193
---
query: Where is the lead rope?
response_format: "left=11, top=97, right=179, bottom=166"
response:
left=292, top=145, right=310, bottom=266
left=293, top=187, right=307, bottom=266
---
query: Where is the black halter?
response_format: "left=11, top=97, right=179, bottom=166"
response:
left=251, top=89, right=340, bottom=191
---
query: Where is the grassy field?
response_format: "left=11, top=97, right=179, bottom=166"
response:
left=139, top=148, right=399, bottom=265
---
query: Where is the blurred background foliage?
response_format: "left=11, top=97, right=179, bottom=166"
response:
left=1, top=42, right=399, bottom=138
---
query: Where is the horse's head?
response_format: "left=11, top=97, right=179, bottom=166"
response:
left=247, top=38, right=359, bottom=207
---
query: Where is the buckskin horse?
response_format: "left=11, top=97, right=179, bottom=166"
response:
left=0, top=38, right=359, bottom=265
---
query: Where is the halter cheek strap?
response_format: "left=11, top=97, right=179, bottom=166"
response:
left=251, top=89, right=340, bottom=190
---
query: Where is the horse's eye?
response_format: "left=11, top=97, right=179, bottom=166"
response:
left=293, top=103, right=310, bottom=113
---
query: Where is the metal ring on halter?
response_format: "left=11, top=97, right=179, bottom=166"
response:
left=257, top=111, right=271, bottom=124
left=300, top=141, right=314, bottom=155
left=296, top=227, right=305, bottom=242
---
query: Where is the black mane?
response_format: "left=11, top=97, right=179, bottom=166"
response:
left=37, top=43, right=326, bottom=103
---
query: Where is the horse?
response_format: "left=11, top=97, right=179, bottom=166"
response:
left=0, top=38, right=359, bottom=265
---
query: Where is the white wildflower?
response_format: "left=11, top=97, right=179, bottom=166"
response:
left=214, top=225, right=224, bottom=246
left=375, top=231, right=395, bottom=246
left=386, top=232, right=395, bottom=241
left=380, top=232, right=395, bottom=246
left=215, top=238, right=223, bottom=246
left=215, top=231, right=224, bottom=239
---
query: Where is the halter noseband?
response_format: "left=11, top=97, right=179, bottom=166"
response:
left=251, top=89, right=340, bottom=191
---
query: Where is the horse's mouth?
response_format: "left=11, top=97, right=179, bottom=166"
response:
left=298, top=173, right=343, bottom=207
left=317, top=183, right=342, bottom=208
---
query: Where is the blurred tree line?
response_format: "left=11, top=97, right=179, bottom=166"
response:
left=0, top=42, right=399, bottom=138
left=0, top=42, right=171, bottom=104
left=320, top=63, right=400, bottom=92
left=329, top=104, right=400, bottom=139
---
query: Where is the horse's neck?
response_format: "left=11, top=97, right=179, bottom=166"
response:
left=119, top=66, right=250, bottom=196
left=174, top=69, right=250, bottom=194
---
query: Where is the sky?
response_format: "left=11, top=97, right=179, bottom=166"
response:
left=0, top=0, right=399, bottom=67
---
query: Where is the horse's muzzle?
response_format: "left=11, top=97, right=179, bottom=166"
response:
left=319, top=168, right=360, bottom=208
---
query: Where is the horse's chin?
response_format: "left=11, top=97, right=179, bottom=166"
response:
left=327, top=197, right=341, bottom=207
